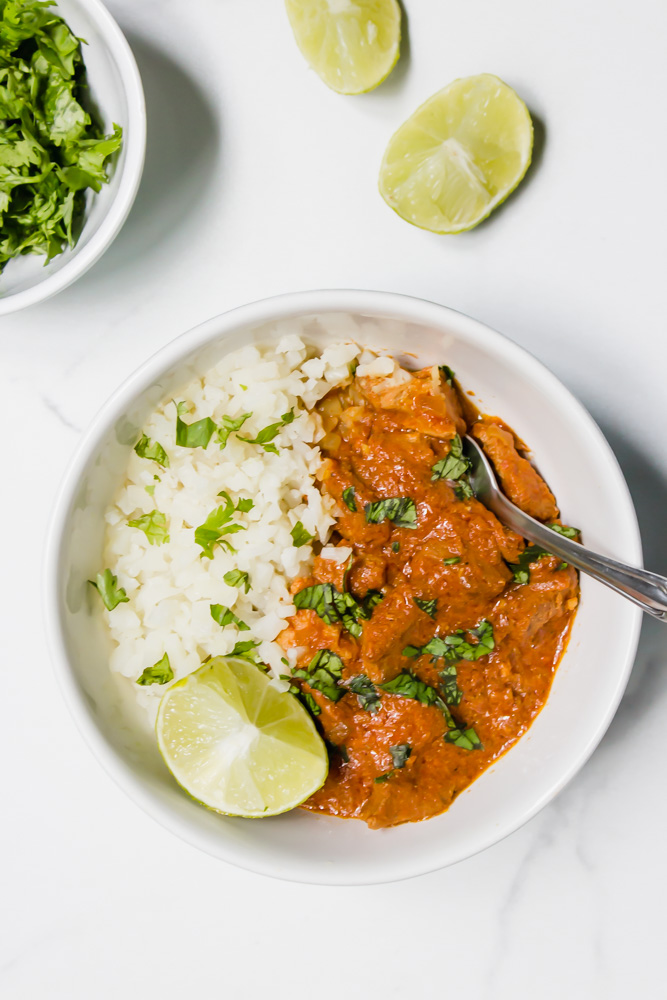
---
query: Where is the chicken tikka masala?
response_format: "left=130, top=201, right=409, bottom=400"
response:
left=280, top=359, right=579, bottom=829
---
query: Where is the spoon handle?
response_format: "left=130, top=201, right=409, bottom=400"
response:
left=492, top=491, right=667, bottom=621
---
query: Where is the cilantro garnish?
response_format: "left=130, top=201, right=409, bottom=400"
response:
left=342, top=487, right=357, bottom=512
left=439, top=365, right=456, bottom=385
left=431, top=434, right=471, bottom=482
left=174, top=402, right=217, bottom=449
left=548, top=523, right=580, bottom=539
left=290, top=521, right=315, bottom=547
left=127, top=509, right=169, bottom=546
left=364, top=496, right=418, bottom=529
left=136, top=653, right=173, bottom=686
left=134, top=434, right=169, bottom=468
left=223, top=569, right=251, bottom=593
left=230, top=639, right=259, bottom=657
left=210, top=604, right=249, bottom=631
left=237, top=410, right=295, bottom=454
left=216, top=412, right=252, bottom=449
left=88, top=569, right=129, bottom=611
left=0, top=1, right=123, bottom=271
left=194, top=493, right=248, bottom=558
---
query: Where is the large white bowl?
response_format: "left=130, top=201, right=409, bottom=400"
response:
left=0, top=0, right=145, bottom=315
left=45, top=290, right=642, bottom=884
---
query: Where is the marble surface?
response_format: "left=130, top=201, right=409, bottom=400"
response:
left=2, top=0, right=667, bottom=996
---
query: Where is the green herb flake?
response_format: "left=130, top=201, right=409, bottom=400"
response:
left=194, top=493, right=247, bottom=558
left=296, top=648, right=344, bottom=702
left=347, top=674, right=381, bottom=713
left=455, top=479, right=474, bottom=500
left=231, top=639, right=259, bottom=657
left=439, top=365, right=456, bottom=385
left=290, top=521, right=315, bottom=547
left=431, top=434, right=471, bottom=482
left=296, top=689, right=321, bottom=717
left=414, top=597, right=437, bottom=618
left=374, top=772, right=392, bottom=784
left=237, top=409, right=295, bottom=454
left=127, top=509, right=169, bottom=546
left=136, top=653, right=173, bottom=686
left=364, top=496, right=418, bottom=530
left=438, top=664, right=463, bottom=706
left=144, top=484, right=156, bottom=497
left=223, top=569, right=251, bottom=593
left=404, top=620, right=494, bottom=666
left=174, top=403, right=217, bottom=449
left=444, top=727, right=483, bottom=751
left=134, top=434, right=169, bottom=468
left=342, top=487, right=357, bottom=512
left=216, top=412, right=252, bottom=450
left=548, top=523, right=580, bottom=539
left=390, top=743, right=412, bottom=768
left=443, top=556, right=460, bottom=565
left=392, top=541, right=400, bottom=553
left=293, top=582, right=366, bottom=638
left=210, top=604, right=250, bottom=631
left=235, top=497, right=254, bottom=513
left=380, top=671, right=447, bottom=710
left=88, top=569, right=129, bottom=611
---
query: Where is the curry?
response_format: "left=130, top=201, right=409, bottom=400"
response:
left=280, top=361, right=579, bottom=829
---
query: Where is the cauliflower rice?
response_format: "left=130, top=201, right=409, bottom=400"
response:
left=102, top=334, right=365, bottom=721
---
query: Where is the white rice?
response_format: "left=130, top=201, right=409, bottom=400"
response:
left=102, top=335, right=364, bottom=722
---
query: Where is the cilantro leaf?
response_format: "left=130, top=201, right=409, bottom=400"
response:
left=431, top=434, right=471, bottom=482
left=414, top=597, right=437, bottom=618
left=439, top=365, right=456, bottom=385
left=230, top=639, right=260, bottom=660
left=235, top=497, right=254, bottom=513
left=342, top=487, right=357, bottom=512
left=127, top=509, right=169, bottom=546
left=548, top=523, right=580, bottom=539
left=88, top=569, right=129, bottom=611
left=136, top=653, right=173, bottom=686
left=390, top=743, right=412, bottom=768
left=194, top=493, right=247, bottom=558
left=175, top=404, right=216, bottom=449
left=210, top=604, right=250, bottom=631
left=237, top=410, right=294, bottom=453
left=223, top=569, right=251, bottom=593
left=216, top=412, right=252, bottom=449
left=290, top=521, right=315, bottom=547
left=364, top=496, right=418, bottom=530
left=347, top=674, right=381, bottom=713
left=134, top=434, right=169, bottom=468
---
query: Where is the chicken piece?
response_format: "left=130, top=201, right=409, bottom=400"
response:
left=357, top=366, right=467, bottom=440
left=472, top=420, right=558, bottom=521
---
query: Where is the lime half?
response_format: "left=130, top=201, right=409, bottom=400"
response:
left=285, top=0, right=401, bottom=95
left=379, top=74, right=533, bottom=233
left=156, top=657, right=328, bottom=817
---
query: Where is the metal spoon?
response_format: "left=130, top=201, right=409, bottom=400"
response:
left=463, top=435, right=667, bottom=621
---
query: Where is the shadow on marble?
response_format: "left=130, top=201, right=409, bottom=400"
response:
left=587, top=420, right=667, bottom=753
left=83, top=30, right=221, bottom=279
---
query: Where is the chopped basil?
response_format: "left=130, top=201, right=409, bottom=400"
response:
left=210, top=604, right=249, bottom=631
left=237, top=409, right=295, bottom=454
left=439, top=365, right=456, bottom=385
left=438, top=664, right=463, bottom=706
left=445, top=727, right=483, bottom=751
left=414, top=597, right=437, bottom=618
left=136, top=653, right=173, bottom=686
left=342, top=486, right=357, bottom=512
left=224, top=569, right=251, bottom=593
left=290, top=521, right=315, bottom=547
left=293, top=648, right=344, bottom=702
left=194, top=493, right=248, bottom=558
left=380, top=671, right=447, bottom=711
left=88, top=569, right=129, bottom=611
left=510, top=526, right=579, bottom=583
left=293, top=582, right=364, bottom=638
left=293, top=688, right=321, bottom=717
left=175, top=403, right=216, bottom=449
left=359, top=590, right=384, bottom=618
left=231, top=639, right=259, bottom=657
left=326, top=739, right=349, bottom=762
left=374, top=772, right=392, bottom=783
left=216, top=412, right=252, bottom=450
left=127, top=509, right=169, bottom=546
left=347, top=674, right=381, bottom=713
left=403, top=620, right=494, bottom=665
left=548, top=523, right=580, bottom=539
left=134, top=433, right=169, bottom=468
left=392, top=541, right=400, bottom=553
left=364, top=496, right=417, bottom=530
left=455, top=479, right=474, bottom=500
left=443, top=556, right=461, bottom=565
left=431, top=434, right=470, bottom=482
left=390, top=743, right=412, bottom=768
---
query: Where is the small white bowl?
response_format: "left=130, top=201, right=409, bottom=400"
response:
left=45, top=290, right=642, bottom=885
left=0, top=0, right=145, bottom=315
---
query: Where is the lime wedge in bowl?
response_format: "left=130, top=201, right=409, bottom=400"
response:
left=285, top=0, right=401, bottom=95
left=156, top=657, right=328, bottom=818
left=379, top=74, right=534, bottom=233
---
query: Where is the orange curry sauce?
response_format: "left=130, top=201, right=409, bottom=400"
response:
left=279, top=363, right=578, bottom=828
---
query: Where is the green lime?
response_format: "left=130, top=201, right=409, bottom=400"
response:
left=156, top=657, right=327, bottom=818
left=379, top=74, right=534, bottom=233
left=285, top=0, right=401, bottom=95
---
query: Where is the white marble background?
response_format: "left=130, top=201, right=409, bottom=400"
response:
left=2, top=0, right=667, bottom=996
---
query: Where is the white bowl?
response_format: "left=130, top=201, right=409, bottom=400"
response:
left=0, top=0, right=145, bottom=315
left=45, top=290, right=642, bottom=885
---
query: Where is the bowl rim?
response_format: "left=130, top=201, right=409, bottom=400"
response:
left=44, top=289, right=643, bottom=884
left=0, top=0, right=146, bottom=316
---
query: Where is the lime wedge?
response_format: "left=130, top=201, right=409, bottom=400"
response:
left=285, top=0, right=401, bottom=95
left=379, top=74, right=533, bottom=233
left=156, top=657, right=327, bottom=818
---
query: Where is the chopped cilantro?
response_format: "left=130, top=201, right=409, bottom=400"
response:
left=364, top=496, right=417, bottom=529
left=174, top=403, right=216, bottom=449
left=136, top=653, right=173, bottom=686
left=88, top=569, right=129, bottom=611
left=548, top=523, right=580, bottom=539
left=134, top=434, right=169, bottom=468
left=223, top=569, right=251, bottom=593
left=237, top=410, right=295, bottom=454
left=127, top=509, right=169, bottom=546
left=216, top=412, right=252, bottom=450
left=230, top=639, right=259, bottom=657
left=210, top=604, right=249, bottom=631
left=194, top=493, right=248, bottom=558
left=439, top=365, right=456, bottom=385
left=290, top=521, right=315, bottom=547
left=431, top=434, right=471, bottom=482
